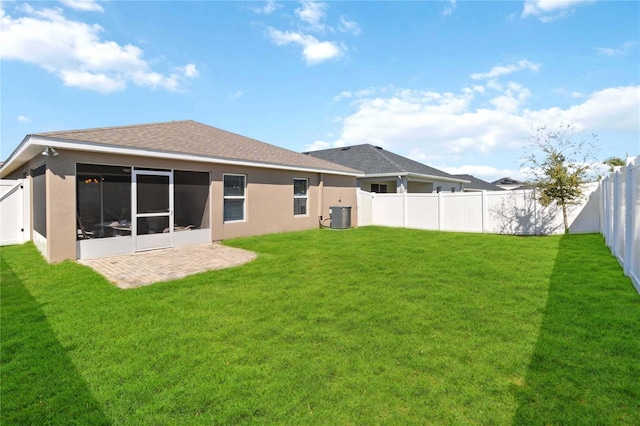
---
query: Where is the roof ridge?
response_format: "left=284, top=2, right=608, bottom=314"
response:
left=35, top=120, right=194, bottom=136
left=368, top=144, right=407, bottom=173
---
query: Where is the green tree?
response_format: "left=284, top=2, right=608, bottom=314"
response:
left=522, top=123, right=598, bottom=234
left=602, top=156, right=626, bottom=172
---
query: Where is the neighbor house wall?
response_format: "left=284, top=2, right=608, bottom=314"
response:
left=431, top=180, right=462, bottom=193
left=9, top=149, right=357, bottom=262
left=359, top=180, right=396, bottom=193
left=359, top=179, right=460, bottom=194
left=407, top=181, right=433, bottom=193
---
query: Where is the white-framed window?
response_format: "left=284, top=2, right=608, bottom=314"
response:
left=371, top=183, right=388, bottom=193
left=293, top=178, right=308, bottom=216
left=223, top=174, right=246, bottom=222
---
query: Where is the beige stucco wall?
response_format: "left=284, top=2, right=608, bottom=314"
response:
left=9, top=149, right=357, bottom=262
left=407, top=181, right=433, bottom=193
left=319, top=173, right=358, bottom=228
left=46, top=154, right=78, bottom=262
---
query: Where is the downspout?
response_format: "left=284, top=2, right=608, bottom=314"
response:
left=318, top=173, right=324, bottom=226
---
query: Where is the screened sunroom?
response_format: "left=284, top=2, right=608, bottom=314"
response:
left=76, top=163, right=211, bottom=259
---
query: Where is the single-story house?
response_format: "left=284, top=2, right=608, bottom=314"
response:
left=453, top=174, right=505, bottom=192
left=304, top=144, right=468, bottom=193
left=0, top=120, right=359, bottom=262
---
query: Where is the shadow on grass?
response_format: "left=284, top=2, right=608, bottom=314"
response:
left=513, top=234, right=640, bottom=424
left=0, top=255, right=111, bottom=425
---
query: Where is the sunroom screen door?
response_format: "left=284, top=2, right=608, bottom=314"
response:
left=132, top=170, right=173, bottom=252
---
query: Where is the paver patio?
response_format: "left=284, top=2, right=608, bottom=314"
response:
left=78, top=243, right=257, bottom=289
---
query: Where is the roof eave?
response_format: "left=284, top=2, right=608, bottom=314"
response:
left=2, top=136, right=360, bottom=177
left=0, top=135, right=42, bottom=178
left=358, top=172, right=469, bottom=184
left=407, top=173, right=470, bottom=184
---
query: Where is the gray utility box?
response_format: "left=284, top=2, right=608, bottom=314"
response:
left=330, top=206, right=351, bottom=229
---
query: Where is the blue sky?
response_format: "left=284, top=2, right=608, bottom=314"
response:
left=1, top=0, right=638, bottom=181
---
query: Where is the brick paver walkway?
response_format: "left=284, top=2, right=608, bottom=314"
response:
left=79, top=243, right=257, bottom=289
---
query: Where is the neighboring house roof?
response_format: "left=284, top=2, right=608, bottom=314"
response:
left=304, top=144, right=467, bottom=183
left=453, top=174, right=505, bottom=191
left=492, top=177, right=524, bottom=186
left=0, top=120, right=360, bottom=178
left=492, top=177, right=526, bottom=190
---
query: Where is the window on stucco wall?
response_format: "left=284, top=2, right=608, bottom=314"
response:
left=223, top=174, right=246, bottom=222
left=294, top=178, right=308, bottom=216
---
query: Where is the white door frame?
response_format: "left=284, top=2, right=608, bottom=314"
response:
left=132, top=169, right=173, bottom=252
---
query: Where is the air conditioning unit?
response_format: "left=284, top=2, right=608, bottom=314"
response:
left=330, top=206, right=351, bottom=229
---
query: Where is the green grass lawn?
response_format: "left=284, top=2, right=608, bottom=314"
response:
left=2, top=227, right=639, bottom=425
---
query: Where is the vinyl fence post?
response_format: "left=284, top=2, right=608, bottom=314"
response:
left=403, top=190, right=408, bottom=229
left=598, top=179, right=604, bottom=237
left=481, top=190, right=487, bottom=233
left=532, top=188, right=538, bottom=236
left=624, top=161, right=633, bottom=276
left=611, top=170, right=620, bottom=257
left=438, top=191, right=444, bottom=231
left=606, top=175, right=614, bottom=248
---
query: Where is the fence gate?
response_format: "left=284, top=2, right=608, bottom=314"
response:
left=0, top=179, right=30, bottom=246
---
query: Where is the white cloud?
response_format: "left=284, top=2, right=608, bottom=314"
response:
left=17, top=115, right=29, bottom=123
left=0, top=6, right=197, bottom=93
left=295, top=0, right=328, bottom=32
left=251, top=0, right=281, bottom=15
left=442, top=0, right=457, bottom=17
left=332, top=87, right=381, bottom=102
left=488, top=82, right=532, bottom=113
left=595, top=41, right=637, bottom=56
left=320, top=84, right=639, bottom=170
left=227, top=90, right=243, bottom=100
left=333, top=91, right=353, bottom=102
left=59, top=0, right=103, bottom=13
left=527, top=86, right=640, bottom=133
left=522, top=0, right=593, bottom=22
left=266, top=1, right=355, bottom=64
left=60, top=69, right=126, bottom=92
left=267, top=28, right=344, bottom=65
left=338, top=16, right=361, bottom=36
left=182, top=63, right=198, bottom=78
left=303, top=140, right=332, bottom=152
left=470, top=60, right=541, bottom=80
left=553, top=87, right=586, bottom=98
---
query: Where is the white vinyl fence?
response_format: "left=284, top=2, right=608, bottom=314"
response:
left=358, top=182, right=600, bottom=236
left=0, top=179, right=31, bottom=246
left=600, top=157, right=640, bottom=294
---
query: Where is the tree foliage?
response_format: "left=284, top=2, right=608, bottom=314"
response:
left=522, top=123, right=598, bottom=233
left=603, top=156, right=626, bottom=172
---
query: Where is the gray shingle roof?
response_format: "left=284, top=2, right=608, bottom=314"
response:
left=492, top=177, right=524, bottom=186
left=305, top=144, right=457, bottom=179
left=453, top=174, right=505, bottom=191
left=34, top=120, right=358, bottom=174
